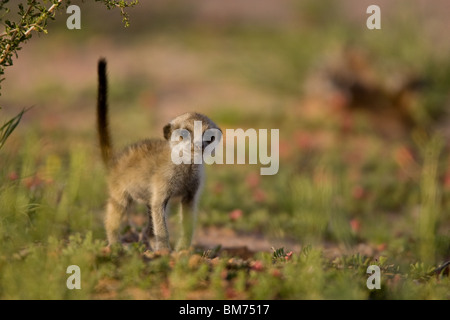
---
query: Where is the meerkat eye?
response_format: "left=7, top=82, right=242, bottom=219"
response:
left=179, top=129, right=190, bottom=140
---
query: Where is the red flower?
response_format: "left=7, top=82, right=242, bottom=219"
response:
left=394, top=146, right=415, bottom=168
left=160, top=282, right=171, bottom=299
left=350, top=218, right=361, bottom=233
left=293, top=131, right=314, bottom=150
left=23, top=175, right=44, bottom=190
left=252, top=189, right=267, bottom=203
left=340, top=114, right=354, bottom=133
left=444, top=172, right=450, bottom=190
left=250, top=260, right=264, bottom=272
left=8, top=171, right=19, bottom=181
left=284, top=251, right=293, bottom=261
left=245, top=172, right=260, bottom=189
left=229, top=209, right=243, bottom=221
left=278, top=139, right=292, bottom=159
left=271, top=269, right=282, bottom=277
left=329, top=91, right=349, bottom=110
left=225, top=288, right=238, bottom=299
left=213, top=182, right=224, bottom=195
left=352, top=185, right=365, bottom=199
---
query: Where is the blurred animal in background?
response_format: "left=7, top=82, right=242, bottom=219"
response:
left=304, top=45, right=429, bottom=137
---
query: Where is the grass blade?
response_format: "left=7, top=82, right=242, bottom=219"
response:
left=0, top=107, right=29, bottom=150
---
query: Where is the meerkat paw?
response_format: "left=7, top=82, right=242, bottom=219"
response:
left=175, top=239, right=192, bottom=252
left=154, top=239, right=171, bottom=252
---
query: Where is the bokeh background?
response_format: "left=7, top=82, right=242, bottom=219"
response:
left=0, top=0, right=449, bottom=299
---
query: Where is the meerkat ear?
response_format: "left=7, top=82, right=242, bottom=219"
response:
left=163, top=123, right=172, bottom=140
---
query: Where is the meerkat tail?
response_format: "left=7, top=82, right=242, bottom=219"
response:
left=97, top=58, right=113, bottom=167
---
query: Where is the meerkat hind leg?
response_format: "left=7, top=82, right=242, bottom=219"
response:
left=105, top=197, right=128, bottom=246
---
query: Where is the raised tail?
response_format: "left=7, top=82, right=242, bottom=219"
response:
left=97, top=58, right=113, bottom=167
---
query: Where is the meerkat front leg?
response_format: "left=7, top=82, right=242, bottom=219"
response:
left=151, top=197, right=171, bottom=251
left=176, top=195, right=198, bottom=251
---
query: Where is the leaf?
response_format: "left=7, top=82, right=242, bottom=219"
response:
left=0, top=107, right=29, bottom=149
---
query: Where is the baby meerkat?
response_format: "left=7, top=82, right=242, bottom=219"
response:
left=97, top=58, right=221, bottom=251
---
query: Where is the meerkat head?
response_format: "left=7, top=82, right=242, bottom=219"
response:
left=163, top=113, right=222, bottom=161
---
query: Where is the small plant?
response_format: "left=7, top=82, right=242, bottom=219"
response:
left=201, top=245, right=221, bottom=259
left=271, top=247, right=293, bottom=263
left=0, top=107, right=27, bottom=149
left=0, top=0, right=139, bottom=93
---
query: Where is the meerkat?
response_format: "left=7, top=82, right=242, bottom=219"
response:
left=96, top=58, right=221, bottom=251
